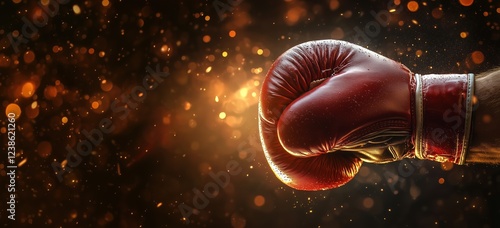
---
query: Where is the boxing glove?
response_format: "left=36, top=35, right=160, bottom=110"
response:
left=259, top=40, right=474, bottom=191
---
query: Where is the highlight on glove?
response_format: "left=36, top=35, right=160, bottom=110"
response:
left=258, top=40, right=477, bottom=191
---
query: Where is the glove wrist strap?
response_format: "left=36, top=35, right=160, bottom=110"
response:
left=413, top=73, right=474, bottom=164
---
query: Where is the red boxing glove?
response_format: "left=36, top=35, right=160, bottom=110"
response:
left=259, top=40, right=474, bottom=191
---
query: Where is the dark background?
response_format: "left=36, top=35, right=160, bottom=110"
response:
left=0, top=0, right=499, bottom=227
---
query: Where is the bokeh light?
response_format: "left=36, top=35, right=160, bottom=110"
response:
left=0, top=0, right=498, bottom=227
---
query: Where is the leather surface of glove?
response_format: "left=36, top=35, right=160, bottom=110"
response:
left=259, top=40, right=474, bottom=190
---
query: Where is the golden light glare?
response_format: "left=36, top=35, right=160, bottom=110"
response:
left=254, top=195, right=265, bottom=207
left=6, top=103, right=21, bottom=119
left=471, top=51, right=484, bottom=64
left=459, top=0, right=474, bottom=7
left=73, top=5, right=81, bottom=14
left=203, top=35, right=211, bottom=43
left=161, top=45, right=169, bottom=52
left=184, top=101, right=192, bottom=110
left=44, top=86, right=58, bottom=99
left=219, top=112, right=226, bottom=119
left=21, top=82, right=35, bottom=98
left=91, top=101, right=100, bottom=109
left=24, top=50, right=35, bottom=64
left=407, top=1, right=419, bottom=12
left=363, top=197, right=374, bottom=209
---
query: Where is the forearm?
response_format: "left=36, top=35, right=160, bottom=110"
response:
left=467, top=68, right=500, bottom=163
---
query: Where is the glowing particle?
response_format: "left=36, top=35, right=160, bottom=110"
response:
left=389, top=9, right=396, bottom=13
left=31, top=101, right=37, bottom=109
left=162, top=115, right=171, bottom=125
left=482, top=114, right=492, bottom=123
left=100, top=80, right=113, bottom=92
left=215, top=96, right=219, bottom=102
left=229, top=30, right=236, bottom=38
left=91, top=101, right=100, bottom=109
left=80, top=47, right=87, bottom=54
left=415, top=50, right=423, bottom=57
left=102, top=0, right=109, bottom=7
left=207, top=54, right=215, bottom=62
left=363, top=197, right=374, bottom=209
left=205, top=66, right=212, bottom=73
left=222, top=51, right=228, bottom=57
left=44, top=86, right=58, bottom=99
left=205, top=15, right=210, bottom=21
left=5, top=103, right=21, bottom=119
left=460, top=32, right=468, bottom=38
left=161, top=45, right=169, bottom=52
left=459, top=0, right=473, bottom=7
left=411, top=19, right=419, bottom=25
left=330, top=27, right=345, bottom=39
left=18, top=158, right=27, bottom=167
left=440, top=162, right=454, bottom=171
left=285, top=7, right=305, bottom=26
left=21, top=82, right=35, bottom=98
left=431, top=8, right=443, bottom=19
left=471, top=51, right=484, bottom=64
left=329, top=0, right=340, bottom=10
left=438, top=178, right=445, bottom=184
left=407, top=1, right=419, bottom=12
left=188, top=119, right=197, bottom=128
left=257, top=49, right=263, bottom=55
left=219, top=112, right=226, bottom=119
left=254, top=195, right=265, bottom=207
left=23, top=50, right=35, bottom=64
left=99, top=51, right=106, bottom=57
left=88, top=48, right=95, bottom=54
left=73, top=5, right=81, bottom=14
left=203, top=35, right=211, bottom=43
left=184, top=102, right=192, bottom=110
left=157, top=202, right=163, bottom=208
left=239, top=88, right=248, bottom=97
left=62, top=116, right=68, bottom=124
left=37, top=141, right=52, bottom=158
